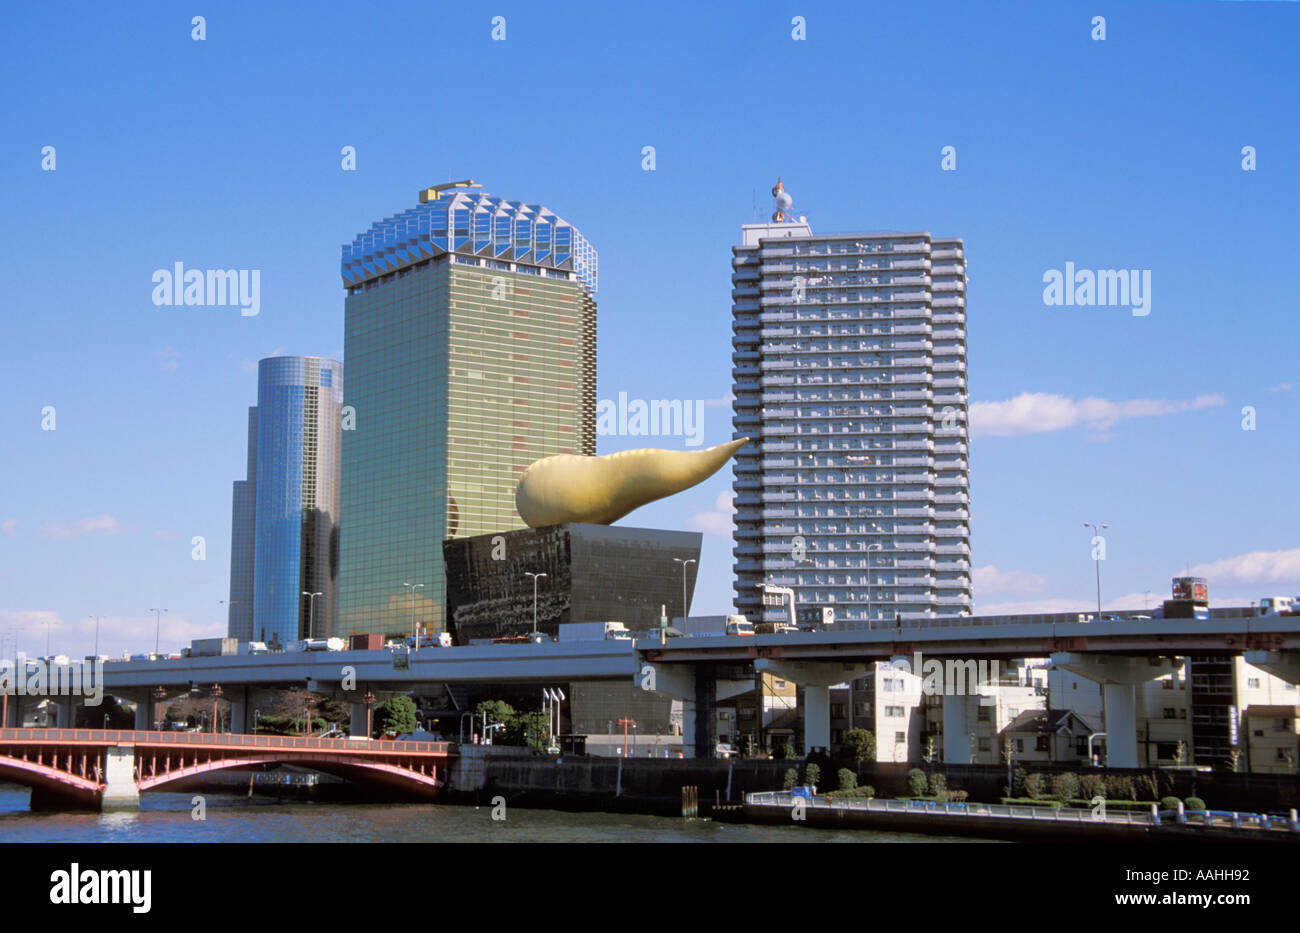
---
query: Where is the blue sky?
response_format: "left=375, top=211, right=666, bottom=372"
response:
left=2, top=1, right=1298, bottom=658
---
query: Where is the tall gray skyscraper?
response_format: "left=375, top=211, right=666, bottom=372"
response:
left=731, top=181, right=972, bottom=626
left=226, top=356, right=344, bottom=645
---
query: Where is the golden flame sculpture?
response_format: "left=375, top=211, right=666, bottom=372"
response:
left=515, top=438, right=751, bottom=527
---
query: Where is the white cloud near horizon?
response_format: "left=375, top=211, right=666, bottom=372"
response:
left=1187, top=548, right=1300, bottom=588
left=969, top=392, right=1224, bottom=438
left=39, top=514, right=125, bottom=540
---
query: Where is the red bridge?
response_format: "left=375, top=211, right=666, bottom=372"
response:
left=0, top=728, right=453, bottom=810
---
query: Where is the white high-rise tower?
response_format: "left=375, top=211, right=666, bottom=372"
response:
left=731, top=180, right=972, bottom=625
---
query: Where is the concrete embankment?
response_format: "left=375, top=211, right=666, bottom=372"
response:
left=445, top=746, right=789, bottom=816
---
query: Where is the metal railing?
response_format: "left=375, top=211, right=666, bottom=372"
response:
left=746, top=792, right=1299, bottom=832
left=0, top=728, right=449, bottom=755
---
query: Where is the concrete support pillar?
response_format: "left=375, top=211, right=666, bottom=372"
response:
left=1103, top=683, right=1138, bottom=769
left=694, top=663, right=717, bottom=759
left=754, top=659, right=873, bottom=757
left=101, top=746, right=139, bottom=810
left=1052, top=653, right=1181, bottom=769
left=1244, top=651, right=1300, bottom=686
left=133, top=700, right=150, bottom=731
left=681, top=701, right=696, bottom=757
left=350, top=702, right=368, bottom=739
left=56, top=696, right=77, bottom=728
left=943, top=692, right=978, bottom=764
left=229, top=700, right=247, bottom=735
left=803, top=684, right=830, bottom=756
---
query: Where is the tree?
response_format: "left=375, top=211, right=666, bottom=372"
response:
left=845, top=728, right=875, bottom=764
left=1051, top=772, right=1080, bottom=802
left=906, top=768, right=928, bottom=797
left=375, top=696, right=419, bottom=736
left=837, top=768, right=857, bottom=791
left=782, top=768, right=798, bottom=791
left=804, top=763, right=821, bottom=790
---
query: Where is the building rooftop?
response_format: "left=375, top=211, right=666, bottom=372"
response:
left=342, top=189, right=597, bottom=295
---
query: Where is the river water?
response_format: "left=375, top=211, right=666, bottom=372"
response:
left=0, top=784, right=986, bottom=843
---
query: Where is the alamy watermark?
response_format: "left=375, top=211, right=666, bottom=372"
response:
left=885, top=651, right=999, bottom=705
left=1, top=655, right=104, bottom=705
left=1042, top=262, right=1150, bottom=317
left=596, top=392, right=705, bottom=446
left=151, top=262, right=260, bottom=317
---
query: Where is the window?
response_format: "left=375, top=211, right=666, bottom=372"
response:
left=1015, top=739, right=1024, bottom=753
left=1248, top=678, right=1261, bottom=689
left=977, top=738, right=991, bottom=752
left=894, top=731, right=906, bottom=744
left=1163, top=708, right=1176, bottom=719
left=1179, top=709, right=1187, bottom=720
left=1162, top=679, right=1174, bottom=690
left=1036, top=736, right=1050, bottom=751
left=886, top=706, right=905, bottom=717
left=977, top=707, right=990, bottom=722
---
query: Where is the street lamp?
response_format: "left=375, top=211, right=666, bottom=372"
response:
left=364, top=691, right=376, bottom=739
left=211, top=683, right=223, bottom=734
left=672, top=558, right=696, bottom=624
left=254, top=709, right=261, bottom=735
left=1083, top=522, right=1109, bottom=620
left=402, top=583, right=424, bottom=646
left=153, top=686, right=166, bottom=731
left=149, top=608, right=168, bottom=656
left=304, top=694, right=315, bottom=736
left=524, top=573, right=547, bottom=635
left=301, top=591, right=323, bottom=640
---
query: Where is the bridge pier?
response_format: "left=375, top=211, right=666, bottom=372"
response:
left=637, top=663, right=751, bottom=758
left=101, top=746, right=139, bottom=810
left=754, top=660, right=872, bottom=756
left=351, top=701, right=368, bottom=739
left=1051, top=653, right=1181, bottom=768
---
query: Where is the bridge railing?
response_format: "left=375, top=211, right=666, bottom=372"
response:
left=0, top=728, right=449, bottom=755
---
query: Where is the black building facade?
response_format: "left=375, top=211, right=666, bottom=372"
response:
left=442, top=523, right=702, bottom=644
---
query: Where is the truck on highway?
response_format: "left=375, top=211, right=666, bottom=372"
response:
left=187, top=637, right=239, bottom=658
left=683, top=615, right=755, bottom=637
left=557, top=622, right=631, bottom=642
left=409, top=632, right=453, bottom=648
left=1259, top=596, right=1299, bottom=616
left=294, top=637, right=345, bottom=652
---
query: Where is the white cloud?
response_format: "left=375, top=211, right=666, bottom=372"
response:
left=0, top=519, right=16, bottom=537
left=969, top=392, right=1224, bottom=438
left=686, top=490, right=736, bottom=537
left=155, top=346, right=181, bottom=372
left=972, top=564, right=1048, bottom=595
left=154, top=529, right=179, bottom=541
left=39, top=514, right=125, bottom=540
left=974, top=597, right=1095, bottom=616
left=1187, top=548, right=1300, bottom=588
left=1266, top=383, right=1293, bottom=393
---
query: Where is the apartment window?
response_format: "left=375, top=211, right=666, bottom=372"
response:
left=1015, top=739, right=1024, bottom=753
left=1276, top=718, right=1292, bottom=731
left=1162, top=679, right=1174, bottom=690
left=977, top=707, right=990, bottom=722
left=774, top=680, right=787, bottom=690
left=1180, top=709, right=1187, bottom=720
left=1248, top=678, right=1261, bottom=689
left=1254, top=729, right=1264, bottom=737
left=831, top=704, right=847, bottom=719
left=740, top=708, right=755, bottom=720
left=1036, top=736, right=1050, bottom=751
left=1278, top=748, right=1290, bottom=761
left=1163, top=708, right=1176, bottom=719
left=885, top=706, right=905, bottom=718
left=1156, top=743, right=1179, bottom=760
left=977, top=738, right=991, bottom=752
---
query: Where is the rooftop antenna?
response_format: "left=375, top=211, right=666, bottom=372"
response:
left=419, top=179, right=482, bottom=203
